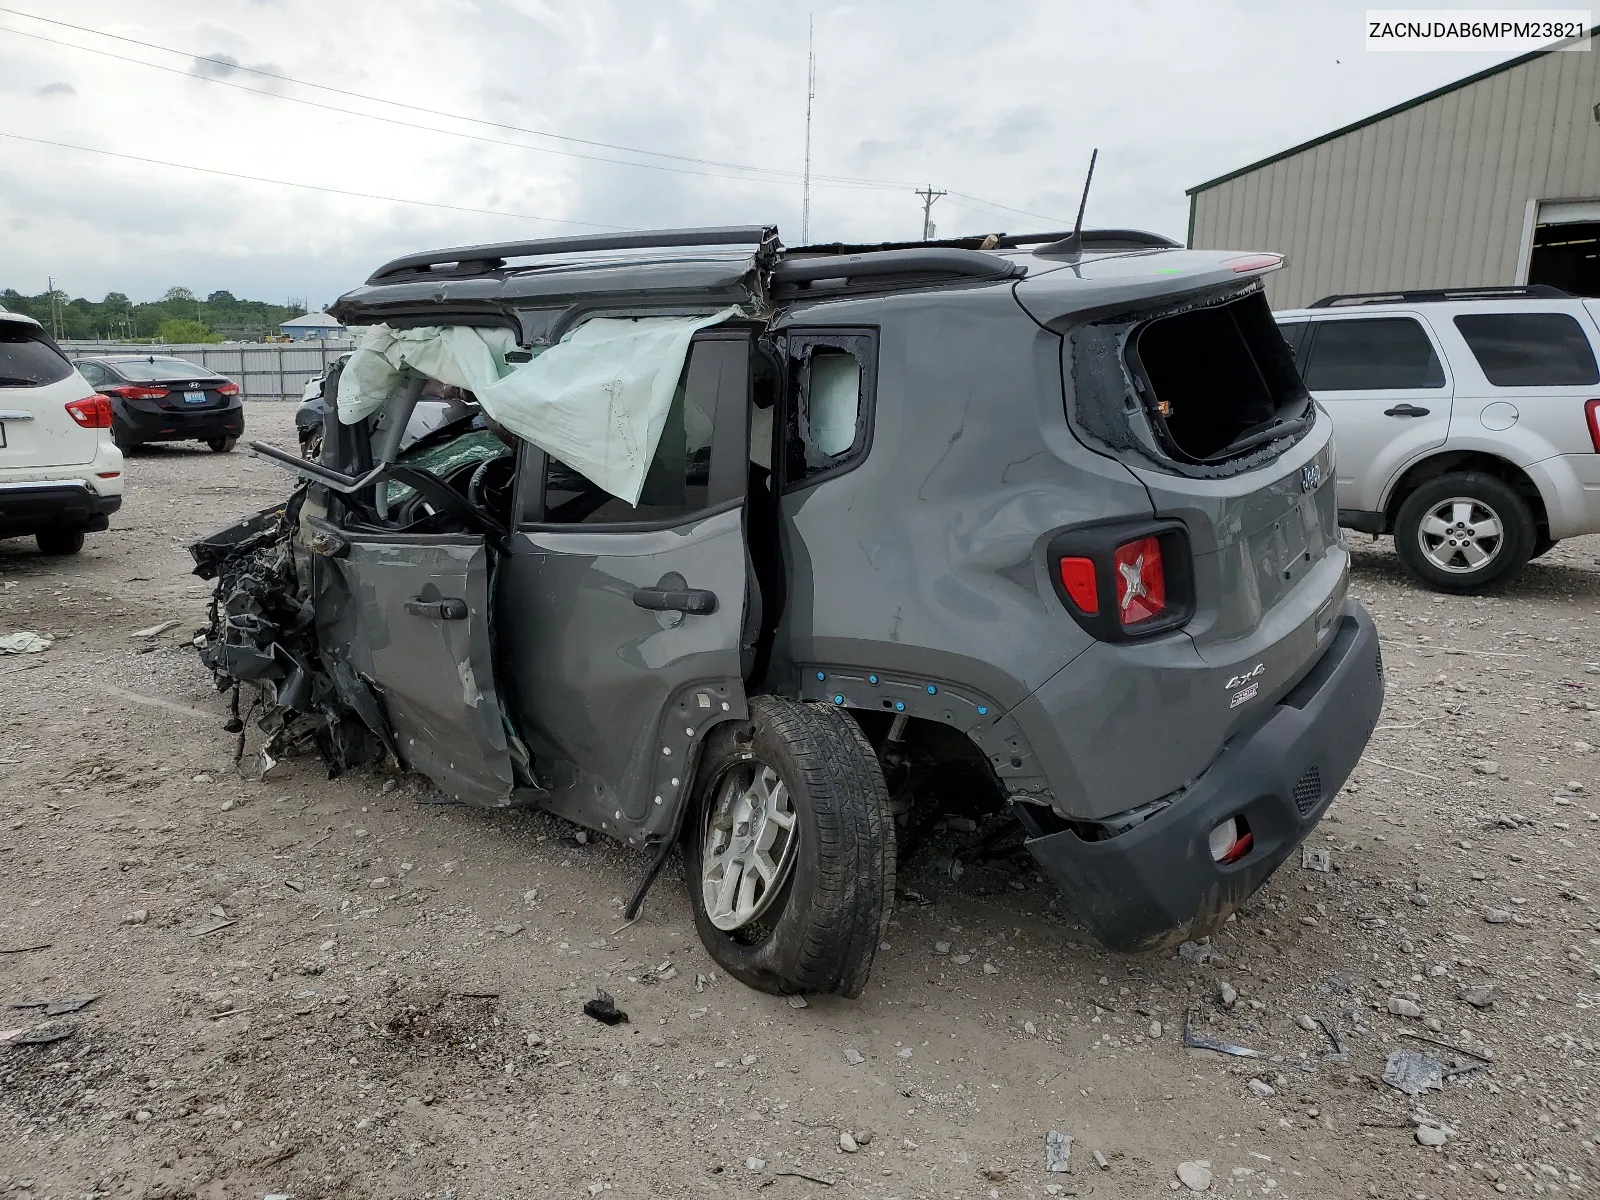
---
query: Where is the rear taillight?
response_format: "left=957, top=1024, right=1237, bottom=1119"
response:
left=64, top=394, right=113, bottom=428
left=1047, top=521, right=1193, bottom=641
left=1112, top=535, right=1166, bottom=627
left=105, top=385, right=169, bottom=400
left=1586, top=398, right=1600, bottom=453
left=1057, top=557, right=1099, bottom=614
left=218, top=382, right=240, bottom=396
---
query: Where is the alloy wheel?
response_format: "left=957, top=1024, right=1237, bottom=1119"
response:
left=700, top=762, right=799, bottom=932
left=1416, top=497, right=1503, bottom=574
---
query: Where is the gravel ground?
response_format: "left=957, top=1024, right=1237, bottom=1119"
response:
left=1, top=402, right=1597, bottom=1200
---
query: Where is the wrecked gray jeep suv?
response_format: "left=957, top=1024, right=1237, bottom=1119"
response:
left=192, top=226, right=1384, bottom=998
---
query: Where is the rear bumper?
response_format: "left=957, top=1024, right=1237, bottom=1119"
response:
left=115, top=397, right=245, bottom=443
left=0, top=480, right=122, bottom=539
left=1026, top=600, right=1383, bottom=951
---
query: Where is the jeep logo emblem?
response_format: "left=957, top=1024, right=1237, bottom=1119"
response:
left=1301, top=462, right=1321, bottom=492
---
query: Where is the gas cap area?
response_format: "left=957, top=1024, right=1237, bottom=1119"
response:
left=1479, top=401, right=1519, bottom=431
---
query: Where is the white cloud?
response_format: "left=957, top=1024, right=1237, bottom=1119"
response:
left=0, top=0, right=1536, bottom=303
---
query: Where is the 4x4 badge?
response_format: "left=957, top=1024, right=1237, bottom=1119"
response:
left=1301, top=462, right=1321, bottom=492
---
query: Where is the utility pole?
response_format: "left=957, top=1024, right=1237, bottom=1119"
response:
left=46, top=275, right=61, bottom=339
left=801, top=15, right=815, bottom=244
left=915, top=186, right=946, bottom=241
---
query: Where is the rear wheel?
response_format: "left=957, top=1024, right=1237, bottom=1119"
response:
left=1394, top=472, right=1533, bottom=594
left=35, top=528, right=84, bottom=556
left=300, top=428, right=324, bottom=461
left=684, top=696, right=894, bottom=998
left=207, top=436, right=238, bottom=453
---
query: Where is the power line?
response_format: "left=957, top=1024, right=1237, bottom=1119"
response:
left=0, top=7, right=890, bottom=189
left=0, top=131, right=625, bottom=228
left=0, top=23, right=861, bottom=191
left=0, top=4, right=1071, bottom=223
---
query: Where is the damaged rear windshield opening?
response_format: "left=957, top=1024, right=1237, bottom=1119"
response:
left=1128, top=291, right=1312, bottom=466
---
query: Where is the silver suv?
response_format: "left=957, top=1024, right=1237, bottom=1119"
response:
left=1277, top=286, right=1600, bottom=592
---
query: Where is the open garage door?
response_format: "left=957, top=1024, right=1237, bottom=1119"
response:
left=1527, top=200, right=1600, bottom=297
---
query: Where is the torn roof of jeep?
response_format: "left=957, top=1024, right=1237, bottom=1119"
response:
left=328, top=225, right=1221, bottom=331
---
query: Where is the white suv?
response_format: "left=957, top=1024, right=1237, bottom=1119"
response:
left=0, top=310, right=123, bottom=555
left=1276, top=286, right=1600, bottom=592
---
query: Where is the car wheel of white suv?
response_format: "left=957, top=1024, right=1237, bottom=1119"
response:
left=35, top=528, right=85, bottom=556
left=1394, top=472, right=1534, bottom=594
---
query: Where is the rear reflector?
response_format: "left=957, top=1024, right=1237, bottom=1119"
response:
left=1057, top=556, right=1099, bottom=614
left=1586, top=398, right=1600, bottom=453
left=1112, top=535, right=1166, bottom=626
left=64, top=394, right=113, bottom=429
left=1208, top=817, right=1253, bottom=864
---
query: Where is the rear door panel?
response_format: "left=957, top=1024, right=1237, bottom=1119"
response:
left=501, top=506, right=751, bottom=828
left=1300, top=312, right=1455, bottom=513
left=312, top=523, right=514, bottom=806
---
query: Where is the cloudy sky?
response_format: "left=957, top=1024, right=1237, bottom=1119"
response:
left=0, top=0, right=1545, bottom=307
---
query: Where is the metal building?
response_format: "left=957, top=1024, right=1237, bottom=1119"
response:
left=1187, top=28, right=1600, bottom=308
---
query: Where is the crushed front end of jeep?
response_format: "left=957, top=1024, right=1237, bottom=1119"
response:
left=190, top=492, right=387, bottom=776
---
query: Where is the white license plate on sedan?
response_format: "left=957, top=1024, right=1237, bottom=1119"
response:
left=183, top=390, right=211, bottom=404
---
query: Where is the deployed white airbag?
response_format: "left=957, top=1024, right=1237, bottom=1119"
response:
left=337, top=308, right=738, bottom=504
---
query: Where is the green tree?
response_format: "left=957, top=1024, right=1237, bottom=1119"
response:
left=157, top=318, right=222, bottom=344
left=163, top=286, right=196, bottom=303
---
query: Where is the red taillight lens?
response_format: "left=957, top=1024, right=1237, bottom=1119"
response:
left=1226, top=253, right=1283, bottom=273
left=1112, top=535, right=1166, bottom=626
left=105, top=385, right=170, bottom=400
left=218, top=382, right=240, bottom=396
left=1586, top=398, right=1600, bottom=453
left=64, top=394, right=113, bottom=428
left=1057, top=556, right=1099, bottom=614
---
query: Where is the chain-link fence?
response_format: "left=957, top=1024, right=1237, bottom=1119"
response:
left=60, top=341, right=357, bottom=402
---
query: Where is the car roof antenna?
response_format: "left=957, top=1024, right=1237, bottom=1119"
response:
left=1056, top=148, right=1098, bottom=263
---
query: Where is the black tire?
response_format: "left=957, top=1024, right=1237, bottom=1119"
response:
left=1393, top=472, right=1534, bottom=594
left=683, top=696, right=894, bottom=998
left=111, top=421, right=136, bottom=452
left=1531, top=533, right=1558, bottom=559
left=207, top=436, right=238, bottom=453
left=35, top=528, right=84, bottom=556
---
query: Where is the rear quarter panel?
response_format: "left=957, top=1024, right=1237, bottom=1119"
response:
left=772, top=284, right=1154, bottom=716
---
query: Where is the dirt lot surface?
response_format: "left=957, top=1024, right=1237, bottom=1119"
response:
left=1, top=402, right=1597, bottom=1200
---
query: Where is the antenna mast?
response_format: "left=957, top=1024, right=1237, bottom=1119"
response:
left=801, top=15, right=816, bottom=243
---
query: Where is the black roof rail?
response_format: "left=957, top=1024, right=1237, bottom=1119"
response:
left=790, top=228, right=1180, bottom=256
left=1032, top=228, right=1181, bottom=256
left=771, top=247, right=1026, bottom=287
left=1308, top=284, right=1573, bottom=308
left=366, top=226, right=780, bottom=284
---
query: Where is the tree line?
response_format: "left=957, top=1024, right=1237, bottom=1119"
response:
left=0, top=286, right=315, bottom=344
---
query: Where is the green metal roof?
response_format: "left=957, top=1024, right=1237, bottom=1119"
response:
left=1187, top=25, right=1600, bottom=197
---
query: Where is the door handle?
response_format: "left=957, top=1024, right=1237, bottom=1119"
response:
left=405, top=597, right=468, bottom=620
left=632, top=587, right=718, bottom=615
left=1383, top=404, right=1431, bottom=417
